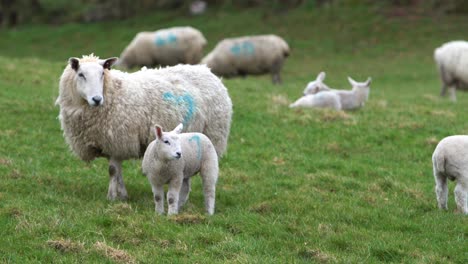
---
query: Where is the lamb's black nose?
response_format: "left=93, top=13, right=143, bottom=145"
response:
left=92, top=96, right=102, bottom=105
left=176, top=152, right=181, bottom=159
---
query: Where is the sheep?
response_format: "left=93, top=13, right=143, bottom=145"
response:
left=201, top=34, right=290, bottom=84
left=434, top=40, right=468, bottom=101
left=290, top=76, right=372, bottom=110
left=117, top=26, right=207, bottom=69
left=142, top=124, right=218, bottom=215
left=56, top=54, right=232, bottom=201
left=302, top=72, right=333, bottom=95
left=432, top=135, right=468, bottom=214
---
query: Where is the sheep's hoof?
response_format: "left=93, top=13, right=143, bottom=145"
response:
left=107, top=190, right=128, bottom=201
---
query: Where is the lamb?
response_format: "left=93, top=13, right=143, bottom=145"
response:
left=142, top=124, right=218, bottom=215
left=302, top=72, right=333, bottom=95
left=117, top=26, right=207, bottom=69
left=201, top=34, right=290, bottom=84
left=432, top=136, right=468, bottom=214
left=434, top=40, right=468, bottom=101
left=56, top=54, right=232, bottom=201
left=290, top=76, right=372, bottom=110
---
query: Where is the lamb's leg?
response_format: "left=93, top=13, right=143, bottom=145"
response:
left=107, top=158, right=128, bottom=200
left=178, top=178, right=191, bottom=210
left=201, top=163, right=219, bottom=215
left=167, top=176, right=183, bottom=215
left=152, top=185, right=165, bottom=214
left=434, top=173, right=448, bottom=210
left=454, top=181, right=467, bottom=214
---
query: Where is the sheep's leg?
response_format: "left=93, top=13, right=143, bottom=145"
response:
left=107, top=158, right=128, bottom=200
left=448, top=86, right=457, bottom=102
left=271, top=59, right=283, bottom=85
left=454, top=181, right=468, bottom=214
left=167, top=176, right=183, bottom=215
left=201, top=164, right=219, bottom=215
left=440, top=83, right=448, bottom=97
left=434, top=173, right=448, bottom=210
left=152, top=185, right=165, bottom=214
left=178, top=178, right=191, bottom=210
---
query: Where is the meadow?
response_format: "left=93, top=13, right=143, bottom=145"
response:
left=0, top=4, right=467, bottom=263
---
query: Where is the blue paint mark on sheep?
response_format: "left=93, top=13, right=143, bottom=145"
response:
left=230, top=41, right=255, bottom=56
left=189, top=135, right=202, bottom=160
left=154, top=34, right=178, bottom=46
left=155, top=36, right=166, bottom=46
left=167, top=33, right=177, bottom=44
left=163, top=92, right=196, bottom=126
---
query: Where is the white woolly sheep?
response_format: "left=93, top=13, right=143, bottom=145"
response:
left=56, top=54, right=232, bottom=201
left=118, top=26, right=207, bottom=69
left=432, top=136, right=468, bottom=214
left=142, top=124, right=218, bottom=215
left=434, top=40, right=468, bottom=101
left=302, top=72, right=333, bottom=95
left=290, top=76, right=371, bottom=110
left=201, top=34, right=290, bottom=84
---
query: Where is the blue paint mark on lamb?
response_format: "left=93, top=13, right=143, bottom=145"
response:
left=189, top=135, right=202, bottom=160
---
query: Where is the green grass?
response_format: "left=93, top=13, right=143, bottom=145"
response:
left=1, top=5, right=467, bottom=263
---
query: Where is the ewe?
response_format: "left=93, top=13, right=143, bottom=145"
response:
left=201, top=35, right=290, bottom=84
left=118, top=26, right=207, bottom=69
left=142, top=124, right=218, bottom=215
left=434, top=40, right=468, bottom=101
left=432, top=136, right=468, bottom=214
left=56, top=54, right=232, bottom=201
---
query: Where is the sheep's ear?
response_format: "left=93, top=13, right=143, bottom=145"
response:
left=365, top=77, right=372, bottom=86
left=100, top=57, right=119, bottom=70
left=317, top=72, right=326, bottom=82
left=69, top=57, right=80, bottom=71
left=347, top=76, right=358, bottom=86
left=173, top=123, right=183, bottom=134
left=155, top=125, right=163, bottom=139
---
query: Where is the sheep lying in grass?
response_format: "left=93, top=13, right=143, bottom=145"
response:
left=290, top=76, right=372, bottom=110
left=142, top=124, right=218, bottom=215
left=118, top=26, right=207, bottom=69
left=56, top=54, right=232, bottom=201
left=434, top=40, right=468, bottom=101
left=302, top=72, right=333, bottom=95
left=432, top=136, right=468, bottom=214
left=201, top=34, right=290, bottom=84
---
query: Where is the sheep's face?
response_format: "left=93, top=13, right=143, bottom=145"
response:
left=155, top=124, right=184, bottom=161
left=303, top=71, right=329, bottom=95
left=68, top=57, right=118, bottom=107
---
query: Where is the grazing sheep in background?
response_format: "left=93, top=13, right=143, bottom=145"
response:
left=434, top=40, right=468, bottom=101
left=117, top=26, right=207, bottom=69
left=290, top=76, right=371, bottom=110
left=302, top=72, right=333, bottom=95
left=56, top=54, right=232, bottom=201
left=432, top=136, right=468, bottom=214
left=201, top=34, right=290, bottom=84
left=142, top=124, right=218, bottom=215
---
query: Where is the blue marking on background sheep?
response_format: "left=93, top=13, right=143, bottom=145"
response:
left=230, top=41, right=255, bottom=56
left=189, top=135, right=202, bottom=160
left=163, top=92, right=196, bottom=126
left=155, top=34, right=178, bottom=46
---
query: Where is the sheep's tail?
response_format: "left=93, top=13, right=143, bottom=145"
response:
left=432, top=151, right=446, bottom=176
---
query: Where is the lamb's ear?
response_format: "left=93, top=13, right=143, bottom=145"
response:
left=317, top=72, right=326, bottom=82
left=69, top=57, right=80, bottom=71
left=100, top=57, right=119, bottom=70
left=347, top=76, right=357, bottom=86
left=365, top=77, right=372, bottom=86
left=155, top=125, right=163, bottom=139
left=173, top=123, right=183, bottom=134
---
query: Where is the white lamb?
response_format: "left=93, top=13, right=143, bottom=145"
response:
left=201, top=34, right=290, bottom=84
left=434, top=40, right=468, bottom=101
left=302, top=72, right=333, bottom=95
left=290, top=76, right=372, bottom=110
left=56, top=54, right=232, bottom=201
left=432, top=136, right=468, bottom=214
left=142, top=124, right=218, bottom=215
left=117, top=26, right=207, bottom=69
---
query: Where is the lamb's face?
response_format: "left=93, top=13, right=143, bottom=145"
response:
left=68, top=57, right=118, bottom=107
left=157, top=134, right=182, bottom=161
left=303, top=72, right=328, bottom=95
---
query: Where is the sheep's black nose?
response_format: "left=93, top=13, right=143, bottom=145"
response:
left=176, top=152, right=181, bottom=159
left=92, top=96, right=102, bottom=104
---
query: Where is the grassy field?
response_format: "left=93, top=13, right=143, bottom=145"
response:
left=0, top=4, right=467, bottom=263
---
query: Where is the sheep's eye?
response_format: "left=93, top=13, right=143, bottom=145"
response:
left=164, top=140, right=170, bottom=145
left=78, top=73, right=85, bottom=79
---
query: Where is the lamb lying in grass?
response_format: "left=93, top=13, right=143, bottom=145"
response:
left=302, top=72, right=333, bottom=95
left=290, top=76, right=372, bottom=110
left=142, top=124, right=218, bottom=215
left=432, top=136, right=468, bottom=214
